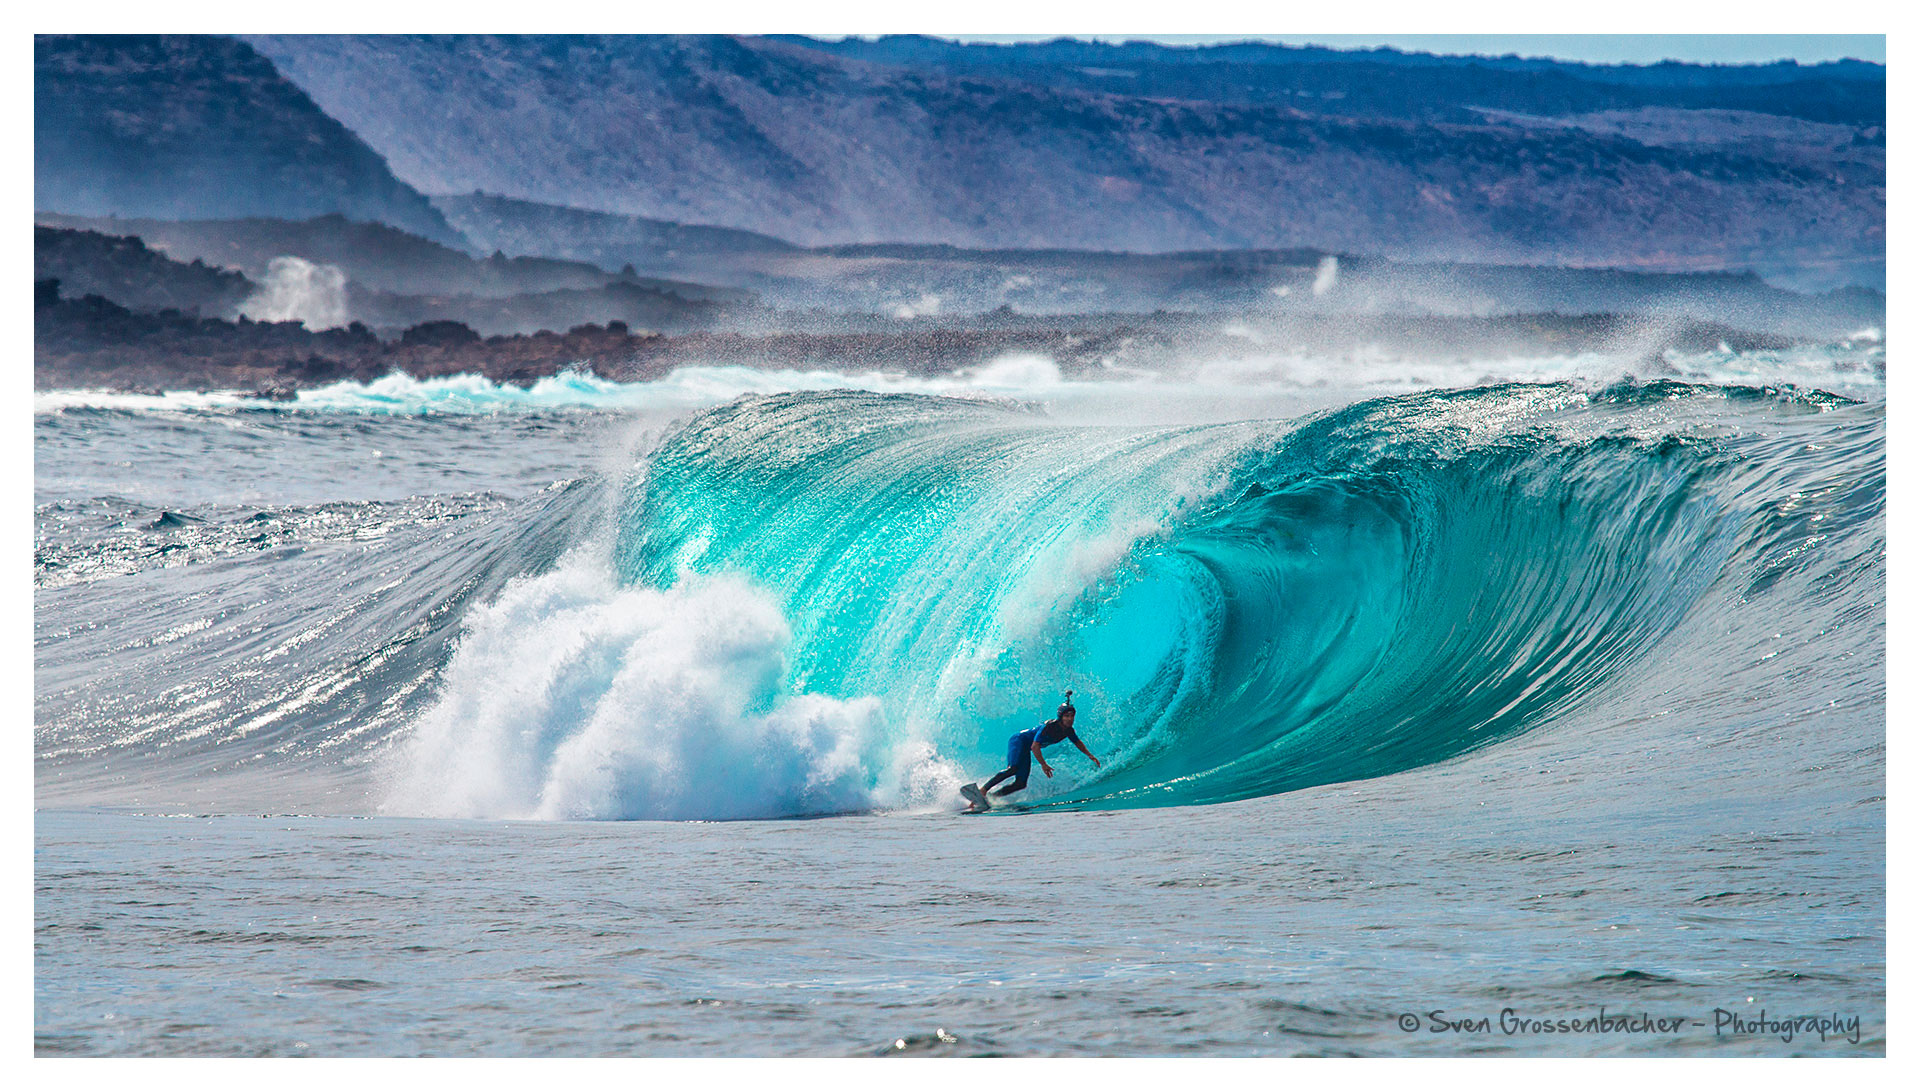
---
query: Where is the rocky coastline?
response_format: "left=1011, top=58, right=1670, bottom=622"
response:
left=37, top=276, right=1803, bottom=396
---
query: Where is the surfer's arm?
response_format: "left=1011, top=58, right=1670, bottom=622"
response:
left=1032, top=737, right=1053, bottom=777
left=1068, top=730, right=1101, bottom=768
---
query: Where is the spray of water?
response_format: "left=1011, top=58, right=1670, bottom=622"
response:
left=892, top=293, right=944, bottom=319
left=382, top=554, right=960, bottom=820
left=1312, top=255, right=1340, bottom=297
left=238, top=256, right=350, bottom=330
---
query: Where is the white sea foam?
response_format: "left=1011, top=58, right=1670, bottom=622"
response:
left=32, top=389, right=261, bottom=413
left=34, top=336, right=1882, bottom=420
left=382, top=556, right=960, bottom=820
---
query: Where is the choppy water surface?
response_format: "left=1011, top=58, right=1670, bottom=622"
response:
left=35, top=351, right=1884, bottom=1055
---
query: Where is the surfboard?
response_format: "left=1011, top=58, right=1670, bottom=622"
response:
left=959, top=783, right=990, bottom=813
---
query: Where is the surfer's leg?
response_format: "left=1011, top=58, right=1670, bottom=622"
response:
left=992, top=741, right=1033, bottom=796
left=998, top=740, right=1029, bottom=790
left=981, top=729, right=1036, bottom=796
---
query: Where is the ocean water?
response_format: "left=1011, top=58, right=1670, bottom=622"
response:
left=34, top=344, right=1885, bottom=1055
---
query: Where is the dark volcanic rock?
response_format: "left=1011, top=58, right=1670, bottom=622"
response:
left=33, top=279, right=675, bottom=391
left=399, top=320, right=482, bottom=348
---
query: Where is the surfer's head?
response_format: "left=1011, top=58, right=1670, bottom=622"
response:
left=1057, top=703, right=1076, bottom=722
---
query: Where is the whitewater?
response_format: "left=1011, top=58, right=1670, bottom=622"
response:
left=35, top=344, right=1884, bottom=1055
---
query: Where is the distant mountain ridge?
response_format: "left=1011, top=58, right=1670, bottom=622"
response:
left=783, top=36, right=1885, bottom=123
left=34, top=35, right=463, bottom=247
left=245, top=34, right=1883, bottom=276
left=788, top=36, right=1885, bottom=84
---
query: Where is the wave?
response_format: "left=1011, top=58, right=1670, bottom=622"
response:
left=374, top=379, right=1882, bottom=819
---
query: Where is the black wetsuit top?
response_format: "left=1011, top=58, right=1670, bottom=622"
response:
left=1035, top=717, right=1074, bottom=748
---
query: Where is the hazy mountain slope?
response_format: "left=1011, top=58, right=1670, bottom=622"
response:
left=433, top=193, right=798, bottom=269
left=249, top=34, right=1882, bottom=272
left=35, top=35, right=462, bottom=247
left=35, top=226, right=254, bottom=317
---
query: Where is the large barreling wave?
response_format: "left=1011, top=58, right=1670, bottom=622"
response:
left=368, top=379, right=1882, bottom=820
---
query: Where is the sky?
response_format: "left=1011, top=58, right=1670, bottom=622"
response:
left=946, top=35, right=1886, bottom=66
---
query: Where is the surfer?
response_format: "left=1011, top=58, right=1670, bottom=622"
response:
left=961, top=691, right=1100, bottom=811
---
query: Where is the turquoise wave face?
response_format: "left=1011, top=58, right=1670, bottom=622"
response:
left=610, top=383, right=1823, bottom=811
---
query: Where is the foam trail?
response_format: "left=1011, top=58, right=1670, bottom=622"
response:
left=383, top=554, right=959, bottom=820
